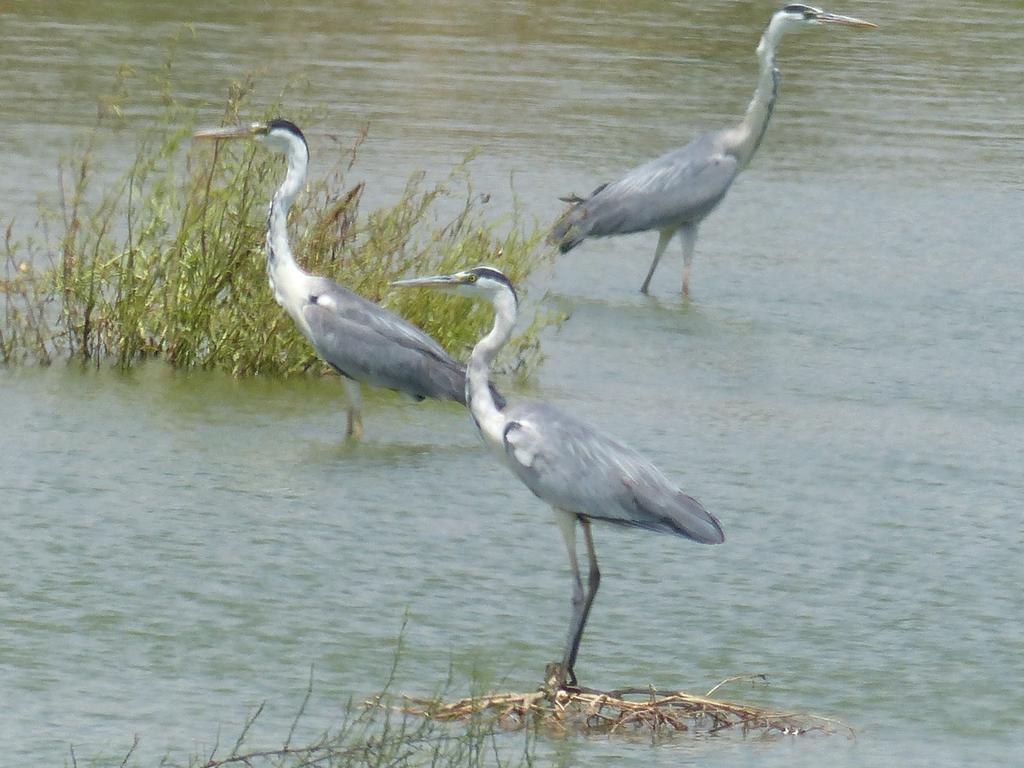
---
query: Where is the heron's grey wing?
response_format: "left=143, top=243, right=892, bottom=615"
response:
left=550, top=132, right=739, bottom=250
left=501, top=403, right=724, bottom=544
left=308, top=278, right=453, bottom=359
left=586, top=138, right=740, bottom=236
left=302, top=281, right=467, bottom=403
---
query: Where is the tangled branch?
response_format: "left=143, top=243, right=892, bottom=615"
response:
left=394, top=675, right=853, bottom=738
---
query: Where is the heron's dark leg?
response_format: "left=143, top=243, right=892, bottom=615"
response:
left=554, top=511, right=600, bottom=689
left=343, top=378, right=364, bottom=440
left=563, top=517, right=600, bottom=685
left=554, top=510, right=583, bottom=688
left=640, top=228, right=676, bottom=295
left=680, top=223, right=698, bottom=298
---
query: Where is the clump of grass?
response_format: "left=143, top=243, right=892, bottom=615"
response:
left=1, top=64, right=557, bottom=380
left=177, top=683, right=532, bottom=768
left=77, top=662, right=536, bottom=768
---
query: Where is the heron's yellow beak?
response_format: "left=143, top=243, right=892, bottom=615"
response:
left=817, top=12, right=877, bottom=29
left=193, top=123, right=265, bottom=141
left=391, top=274, right=463, bottom=290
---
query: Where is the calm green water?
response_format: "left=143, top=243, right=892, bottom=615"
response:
left=1, top=1, right=1021, bottom=765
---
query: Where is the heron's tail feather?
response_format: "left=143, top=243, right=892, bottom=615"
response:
left=558, top=193, right=588, bottom=205
left=548, top=182, right=611, bottom=253
left=624, top=479, right=725, bottom=544
left=661, top=492, right=725, bottom=544
left=547, top=203, right=590, bottom=253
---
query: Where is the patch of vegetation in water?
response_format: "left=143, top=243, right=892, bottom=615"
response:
left=77, top=663, right=539, bottom=768
left=1, top=57, right=558, bottom=382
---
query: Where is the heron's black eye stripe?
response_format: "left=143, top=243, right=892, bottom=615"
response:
left=465, top=267, right=519, bottom=306
left=783, top=3, right=815, bottom=16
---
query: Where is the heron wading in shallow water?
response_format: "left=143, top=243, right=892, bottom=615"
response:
left=394, top=266, right=725, bottom=689
left=548, top=4, right=876, bottom=296
left=194, top=119, right=491, bottom=439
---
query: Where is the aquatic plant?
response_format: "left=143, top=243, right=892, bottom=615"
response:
left=1, top=67, right=556, bottom=380
left=75, top=665, right=537, bottom=768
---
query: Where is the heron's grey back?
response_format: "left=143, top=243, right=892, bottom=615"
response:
left=302, top=278, right=467, bottom=404
left=500, top=401, right=724, bottom=544
left=549, top=130, right=739, bottom=251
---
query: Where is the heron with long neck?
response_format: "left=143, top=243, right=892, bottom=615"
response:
left=194, top=119, right=479, bottom=439
left=549, top=4, right=876, bottom=296
left=394, top=266, right=724, bottom=689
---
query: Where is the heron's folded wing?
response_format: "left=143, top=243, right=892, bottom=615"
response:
left=307, top=279, right=454, bottom=360
left=618, top=469, right=725, bottom=544
left=502, top=402, right=723, bottom=543
left=582, top=137, right=740, bottom=237
left=303, top=299, right=466, bottom=403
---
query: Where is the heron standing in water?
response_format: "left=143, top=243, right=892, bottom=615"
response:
left=194, top=119, right=484, bottom=439
left=394, top=266, right=724, bottom=689
left=549, top=5, right=876, bottom=296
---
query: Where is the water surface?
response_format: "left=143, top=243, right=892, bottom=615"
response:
left=1, top=1, right=1021, bottom=765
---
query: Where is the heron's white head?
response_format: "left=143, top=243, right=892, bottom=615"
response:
left=760, top=4, right=875, bottom=57
left=392, top=266, right=519, bottom=308
left=193, top=118, right=309, bottom=157
left=770, top=4, right=876, bottom=34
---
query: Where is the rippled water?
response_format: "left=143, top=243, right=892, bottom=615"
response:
left=1, top=1, right=1021, bottom=765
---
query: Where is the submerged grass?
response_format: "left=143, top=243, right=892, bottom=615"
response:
left=1, top=63, right=557, bottom=380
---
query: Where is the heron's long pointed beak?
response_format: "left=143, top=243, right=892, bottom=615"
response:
left=391, top=274, right=461, bottom=289
left=193, top=124, right=260, bottom=141
left=818, top=11, right=877, bottom=29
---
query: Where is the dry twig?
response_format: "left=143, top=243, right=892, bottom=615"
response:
left=392, top=675, right=854, bottom=739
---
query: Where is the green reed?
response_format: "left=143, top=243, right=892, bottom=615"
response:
left=1, top=66, right=557, bottom=380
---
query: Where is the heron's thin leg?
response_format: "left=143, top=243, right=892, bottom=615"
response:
left=555, top=509, right=585, bottom=688
left=563, top=517, right=600, bottom=685
left=343, top=378, right=364, bottom=440
left=680, top=223, right=698, bottom=298
left=640, top=228, right=676, bottom=295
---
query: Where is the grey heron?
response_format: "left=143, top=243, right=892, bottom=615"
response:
left=194, top=119, right=486, bottom=439
left=549, top=4, right=876, bottom=296
left=393, top=266, right=724, bottom=689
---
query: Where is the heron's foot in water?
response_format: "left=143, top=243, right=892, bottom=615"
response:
left=543, top=661, right=579, bottom=695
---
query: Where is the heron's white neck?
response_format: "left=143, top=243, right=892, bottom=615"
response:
left=467, top=287, right=517, bottom=446
left=729, top=14, right=787, bottom=168
left=265, top=136, right=311, bottom=317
